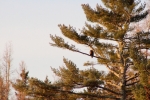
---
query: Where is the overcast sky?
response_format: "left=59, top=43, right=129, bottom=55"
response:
left=0, top=0, right=109, bottom=81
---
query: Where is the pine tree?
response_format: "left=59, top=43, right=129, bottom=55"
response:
left=12, top=61, right=30, bottom=100
left=49, top=0, right=149, bottom=99
left=13, top=63, right=58, bottom=100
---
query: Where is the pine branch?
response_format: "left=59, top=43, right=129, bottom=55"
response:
left=106, top=81, right=121, bottom=89
left=57, top=90, right=119, bottom=99
left=97, top=85, right=121, bottom=95
left=72, top=49, right=121, bottom=64
left=50, top=35, right=108, bottom=60
left=72, top=49, right=102, bottom=59
left=28, top=80, right=120, bottom=99
left=50, top=34, right=121, bottom=63
left=126, top=74, right=139, bottom=82
left=126, top=81, right=139, bottom=86
left=72, top=82, right=121, bottom=95
left=106, top=64, right=120, bottom=78
left=50, top=85, right=120, bottom=99
left=130, top=11, right=148, bottom=22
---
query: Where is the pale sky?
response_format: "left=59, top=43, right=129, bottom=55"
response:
left=0, top=0, right=107, bottom=81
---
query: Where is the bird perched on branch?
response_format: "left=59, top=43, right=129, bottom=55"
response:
left=90, top=50, right=94, bottom=58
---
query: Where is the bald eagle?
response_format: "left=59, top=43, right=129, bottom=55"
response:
left=90, top=50, right=94, bottom=58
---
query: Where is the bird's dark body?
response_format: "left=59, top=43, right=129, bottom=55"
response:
left=90, top=50, right=94, bottom=58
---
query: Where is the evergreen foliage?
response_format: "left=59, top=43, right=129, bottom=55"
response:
left=13, top=0, right=150, bottom=100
